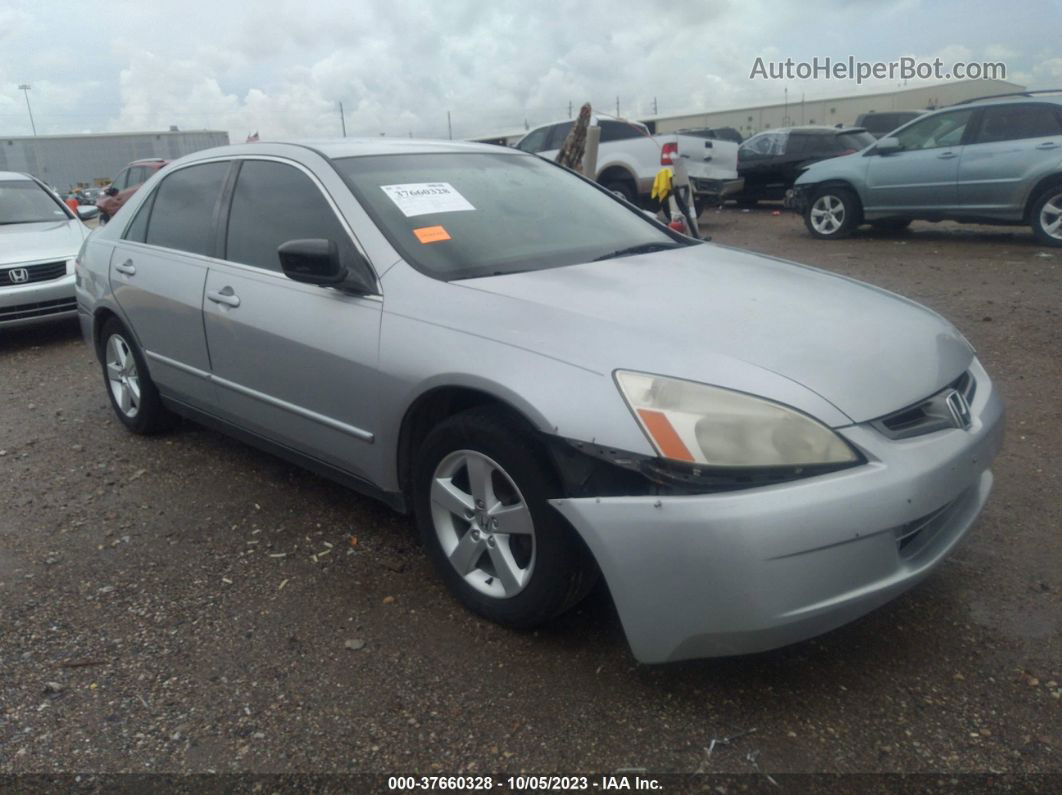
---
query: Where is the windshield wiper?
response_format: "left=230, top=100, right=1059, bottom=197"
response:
left=591, top=242, right=686, bottom=262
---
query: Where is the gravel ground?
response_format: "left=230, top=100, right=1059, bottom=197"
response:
left=0, top=209, right=1058, bottom=783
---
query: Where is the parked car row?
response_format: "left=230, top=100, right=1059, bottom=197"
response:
left=66, top=137, right=1003, bottom=663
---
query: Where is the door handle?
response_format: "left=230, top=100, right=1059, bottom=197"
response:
left=937, top=151, right=958, bottom=159
left=206, top=287, right=241, bottom=308
left=1036, top=142, right=1061, bottom=150
left=114, top=259, right=136, bottom=276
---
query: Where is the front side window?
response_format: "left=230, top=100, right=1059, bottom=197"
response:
left=0, top=180, right=70, bottom=224
left=741, top=132, right=787, bottom=159
left=515, top=127, right=550, bottom=153
left=144, top=162, right=230, bottom=256
left=335, top=151, right=684, bottom=281
left=225, top=160, right=357, bottom=273
left=893, top=110, right=973, bottom=150
left=977, top=104, right=1062, bottom=144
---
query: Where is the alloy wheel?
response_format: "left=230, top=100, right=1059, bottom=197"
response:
left=430, top=449, right=536, bottom=599
left=105, top=333, right=141, bottom=418
left=1039, top=192, right=1062, bottom=240
left=810, top=194, right=846, bottom=234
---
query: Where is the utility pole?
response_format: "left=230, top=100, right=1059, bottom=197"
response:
left=652, top=97, right=658, bottom=116
left=447, top=110, right=452, bottom=140
left=615, top=96, right=620, bottom=117
left=568, top=100, right=573, bottom=119
left=338, top=101, right=347, bottom=137
left=18, top=84, right=36, bottom=136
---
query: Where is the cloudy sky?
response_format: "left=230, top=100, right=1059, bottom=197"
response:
left=1, top=0, right=1059, bottom=141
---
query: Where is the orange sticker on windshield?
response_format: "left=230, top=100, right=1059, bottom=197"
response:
left=413, top=225, right=451, bottom=244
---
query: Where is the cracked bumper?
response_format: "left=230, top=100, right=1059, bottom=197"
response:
left=550, top=362, right=1004, bottom=663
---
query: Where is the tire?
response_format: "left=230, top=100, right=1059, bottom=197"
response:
left=870, top=218, right=912, bottom=232
left=413, top=406, right=597, bottom=629
left=804, top=186, right=861, bottom=239
left=1030, top=185, right=1062, bottom=247
left=98, top=318, right=175, bottom=434
left=603, top=180, right=636, bottom=205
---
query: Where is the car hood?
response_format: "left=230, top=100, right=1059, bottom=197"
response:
left=439, top=244, right=972, bottom=424
left=0, top=220, right=86, bottom=266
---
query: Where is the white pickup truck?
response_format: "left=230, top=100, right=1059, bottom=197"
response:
left=514, top=117, right=743, bottom=210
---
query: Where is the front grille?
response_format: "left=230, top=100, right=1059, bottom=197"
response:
left=0, top=297, right=77, bottom=322
left=872, top=371, right=976, bottom=440
left=0, top=260, right=68, bottom=286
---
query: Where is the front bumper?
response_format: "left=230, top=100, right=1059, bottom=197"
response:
left=551, top=360, right=1004, bottom=663
left=0, top=272, right=77, bottom=329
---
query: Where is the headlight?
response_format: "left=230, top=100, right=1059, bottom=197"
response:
left=615, top=371, right=857, bottom=468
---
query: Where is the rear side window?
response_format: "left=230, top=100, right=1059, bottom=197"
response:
left=224, top=160, right=357, bottom=273
left=123, top=190, right=157, bottom=243
left=977, top=104, right=1062, bottom=143
left=144, top=162, right=229, bottom=256
left=599, top=121, right=642, bottom=143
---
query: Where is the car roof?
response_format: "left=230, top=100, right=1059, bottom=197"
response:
left=950, top=92, right=1062, bottom=109
left=0, top=171, right=35, bottom=182
left=750, top=126, right=868, bottom=137
left=175, top=137, right=520, bottom=165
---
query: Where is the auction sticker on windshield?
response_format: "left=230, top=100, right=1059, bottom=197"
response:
left=380, top=182, right=475, bottom=217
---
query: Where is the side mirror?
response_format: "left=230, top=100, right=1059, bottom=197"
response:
left=104, top=186, right=119, bottom=197
left=76, top=205, right=100, bottom=221
left=278, top=239, right=376, bottom=294
left=875, top=137, right=902, bottom=155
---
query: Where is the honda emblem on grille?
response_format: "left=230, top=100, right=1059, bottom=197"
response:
left=945, top=389, right=972, bottom=430
left=8, top=267, right=29, bottom=284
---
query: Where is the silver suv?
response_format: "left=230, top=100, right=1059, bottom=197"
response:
left=789, top=92, right=1062, bottom=246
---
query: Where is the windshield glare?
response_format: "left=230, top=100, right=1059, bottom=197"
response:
left=0, top=181, right=70, bottom=225
left=334, top=152, right=683, bottom=280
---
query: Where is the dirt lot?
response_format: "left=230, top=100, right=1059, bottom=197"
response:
left=1, top=209, right=1059, bottom=784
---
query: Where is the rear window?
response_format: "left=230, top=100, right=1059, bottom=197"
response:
left=334, top=152, right=681, bottom=281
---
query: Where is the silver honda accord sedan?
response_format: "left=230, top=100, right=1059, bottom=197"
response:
left=74, top=139, right=1004, bottom=663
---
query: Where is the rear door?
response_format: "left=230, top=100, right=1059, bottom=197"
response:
left=864, top=108, right=974, bottom=211
left=109, top=160, right=231, bottom=406
left=957, top=103, right=1062, bottom=215
left=202, top=158, right=382, bottom=481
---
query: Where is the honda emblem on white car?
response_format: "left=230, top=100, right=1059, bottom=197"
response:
left=8, top=267, right=30, bottom=284
left=945, top=389, right=972, bottom=430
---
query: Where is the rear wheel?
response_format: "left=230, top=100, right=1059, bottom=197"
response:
left=1030, top=186, right=1062, bottom=247
left=413, top=407, right=596, bottom=629
left=99, top=318, right=175, bottom=434
left=804, top=186, right=861, bottom=239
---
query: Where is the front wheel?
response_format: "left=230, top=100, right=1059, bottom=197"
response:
left=413, top=407, right=596, bottom=629
left=804, top=187, right=861, bottom=239
left=1030, top=186, right=1062, bottom=247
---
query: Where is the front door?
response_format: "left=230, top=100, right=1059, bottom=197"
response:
left=864, top=108, right=974, bottom=212
left=202, top=159, right=382, bottom=482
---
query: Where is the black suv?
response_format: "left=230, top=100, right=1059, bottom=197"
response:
left=734, top=126, right=875, bottom=205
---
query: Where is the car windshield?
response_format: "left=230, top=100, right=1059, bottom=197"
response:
left=334, top=151, right=686, bottom=280
left=0, top=180, right=70, bottom=225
